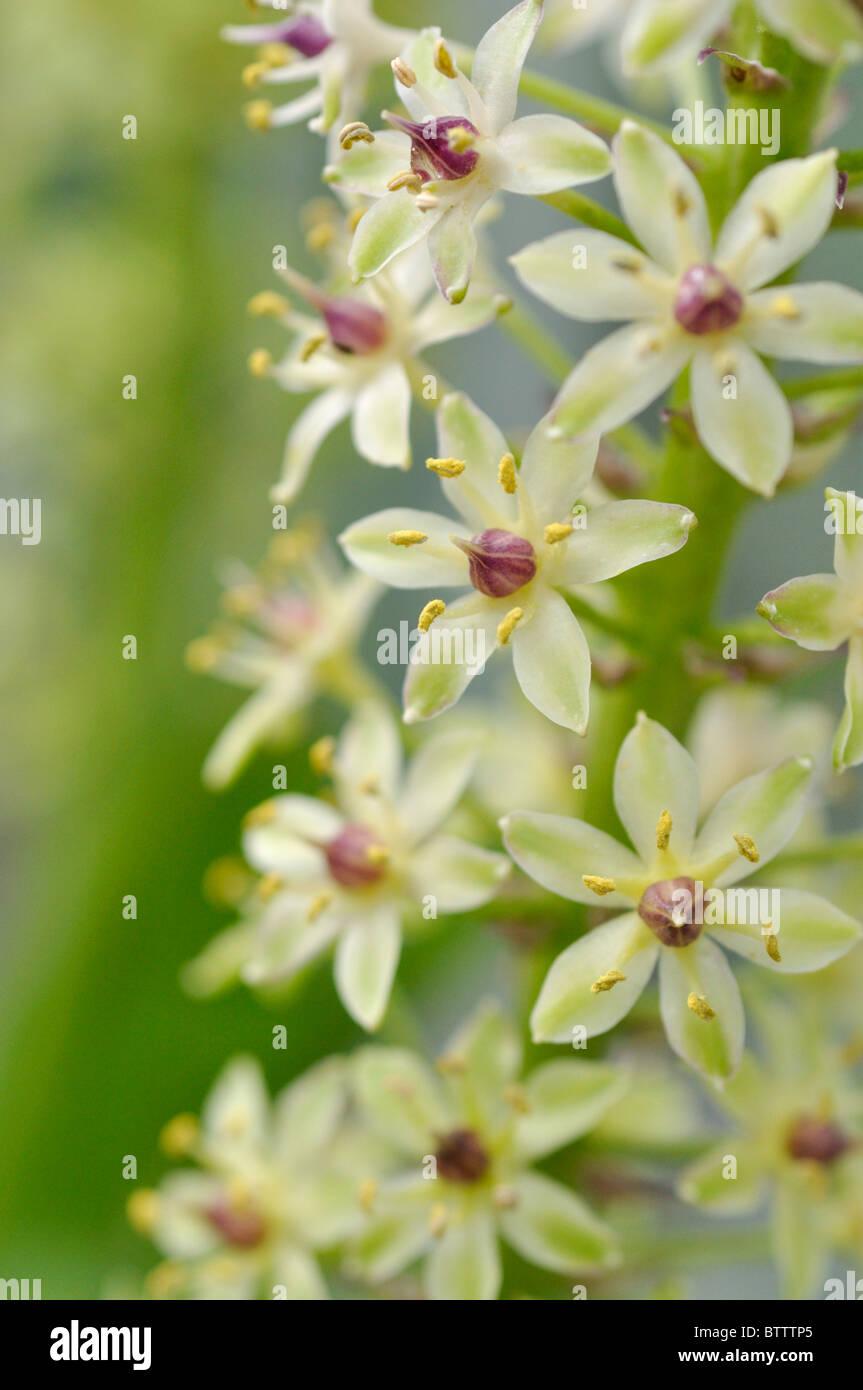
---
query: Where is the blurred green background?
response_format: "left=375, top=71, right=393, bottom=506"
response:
left=1, top=0, right=862, bottom=1298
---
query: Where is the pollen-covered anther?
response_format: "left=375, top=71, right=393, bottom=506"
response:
left=416, top=192, right=440, bottom=212
left=185, top=636, right=222, bottom=673
left=498, top=453, right=518, bottom=495
left=428, top=1203, right=448, bottom=1238
left=248, top=290, right=289, bottom=317
left=242, top=62, right=269, bottom=89
left=435, top=1053, right=467, bottom=1076
left=244, top=800, right=278, bottom=828
left=387, top=169, right=424, bottom=193
left=307, top=891, right=333, bottom=923
left=358, top=773, right=380, bottom=796
left=656, top=809, right=672, bottom=851
left=770, top=293, right=800, bottom=320
left=309, top=735, right=336, bottom=776
left=503, top=1084, right=530, bottom=1114
left=687, top=992, right=716, bottom=1021
left=758, top=206, right=780, bottom=238
left=244, top=100, right=273, bottom=132
left=734, top=833, right=760, bottom=863
left=306, top=222, right=335, bottom=253
left=358, top=1177, right=377, bottom=1213
left=391, top=57, right=418, bottom=87
left=426, top=456, right=465, bottom=478
left=160, top=1113, right=199, bottom=1158
left=583, top=875, right=616, bottom=896
left=544, top=522, right=573, bottom=544
left=127, top=1189, right=161, bottom=1235
left=591, top=969, right=626, bottom=994
left=257, top=872, right=283, bottom=902
left=418, top=598, right=446, bottom=632
left=387, top=529, right=428, bottom=546
left=497, top=607, right=524, bottom=645
left=448, top=125, right=477, bottom=154
left=434, top=37, right=457, bottom=78
left=347, top=207, right=365, bottom=234
left=365, top=843, right=390, bottom=867
left=248, top=348, right=273, bottom=378
left=339, top=121, right=374, bottom=149
left=764, top=930, right=782, bottom=963
left=300, top=332, right=328, bottom=362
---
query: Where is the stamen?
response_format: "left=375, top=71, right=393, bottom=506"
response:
left=244, top=100, right=273, bottom=132
left=428, top=1203, right=448, bottom=1238
left=583, top=875, right=617, bottom=896
left=257, top=872, right=283, bottom=901
left=497, top=607, right=524, bottom=645
left=387, top=529, right=428, bottom=546
left=387, top=170, right=424, bottom=193
left=339, top=121, right=374, bottom=149
left=416, top=192, right=440, bottom=212
left=673, top=188, right=691, bottom=217
left=347, top=208, right=365, bottom=234
left=306, top=222, right=335, bottom=253
left=365, top=843, right=390, bottom=866
left=770, top=294, right=800, bottom=320
left=418, top=598, right=446, bottom=631
left=248, top=290, right=289, bottom=317
left=498, top=453, right=518, bottom=495
left=244, top=800, right=278, bottom=828
left=434, top=38, right=457, bottom=78
left=248, top=348, right=273, bottom=378
left=300, top=332, right=328, bottom=361
left=758, top=206, right=779, bottom=238
left=185, top=636, right=222, bottom=673
left=127, top=1189, right=161, bottom=1235
left=358, top=1178, right=377, bottom=1213
left=656, top=809, right=672, bottom=851
left=242, top=62, right=269, bottom=89
left=765, top=931, right=781, bottom=963
left=591, top=969, right=626, bottom=994
left=544, top=522, right=573, bottom=544
left=448, top=125, right=476, bottom=153
left=733, top=833, right=759, bottom=863
left=391, top=57, right=417, bottom=86
left=309, top=735, right=336, bottom=776
left=358, top=773, right=380, bottom=795
left=502, top=1084, right=530, bottom=1114
left=160, top=1113, right=199, bottom=1157
left=435, top=1053, right=466, bottom=1075
left=426, top=456, right=465, bottom=478
left=687, top=992, right=716, bottom=1020
left=307, top=891, right=333, bottom=922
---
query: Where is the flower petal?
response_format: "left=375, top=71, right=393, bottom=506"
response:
left=497, top=114, right=611, bottom=195
left=511, top=228, right=672, bottom=321
left=273, top=1056, right=346, bottom=1162
left=830, top=489, right=863, bottom=589
left=772, top=1176, right=828, bottom=1301
left=518, top=414, right=598, bottom=521
left=397, top=726, right=483, bottom=842
left=272, top=388, right=354, bottom=504
left=690, top=340, right=793, bottom=497
left=394, top=28, right=473, bottom=123
left=530, top=914, right=659, bottom=1043
left=710, top=888, right=861, bottom=974
left=501, top=810, right=645, bottom=907
left=202, top=667, right=311, bottom=791
left=339, top=507, right=470, bottom=588
left=835, top=633, right=863, bottom=771
left=622, top=0, right=721, bottom=74
left=436, top=391, right=517, bottom=528
left=427, top=202, right=477, bottom=305
left=333, top=906, right=402, bottom=1030
left=551, top=322, right=691, bottom=440
left=243, top=796, right=338, bottom=877
left=349, top=189, right=436, bottom=282
left=351, top=362, right=412, bottom=466
left=353, top=1046, right=452, bottom=1154
left=348, top=1204, right=430, bottom=1283
left=677, top=1141, right=766, bottom=1215
left=658, top=937, right=745, bottom=1081
left=515, top=1060, right=630, bottom=1159
left=201, top=1056, right=269, bottom=1150
left=692, top=756, right=814, bottom=886
left=759, top=0, right=863, bottom=66
left=714, top=150, right=838, bottom=292
left=613, top=120, right=711, bottom=274
left=758, top=573, right=851, bottom=651
left=402, top=598, right=499, bottom=723
left=271, top=1246, right=329, bottom=1300
left=470, top=0, right=543, bottom=132
left=335, top=700, right=403, bottom=813
left=511, top=588, right=591, bottom=734
left=744, top=284, right=863, bottom=365
left=324, top=130, right=409, bottom=195
left=411, top=285, right=506, bottom=350
left=438, top=1000, right=523, bottom=1138
left=499, top=1171, right=619, bottom=1273
left=557, top=500, right=695, bottom=586
left=409, top=834, right=510, bottom=911
left=424, top=1210, right=502, bottom=1300
left=613, top=712, right=700, bottom=864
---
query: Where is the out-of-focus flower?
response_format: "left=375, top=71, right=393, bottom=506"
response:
left=328, top=4, right=611, bottom=302
left=340, top=393, right=694, bottom=730
left=129, top=1055, right=364, bottom=1300
left=542, top=0, right=863, bottom=72
left=186, top=524, right=380, bottom=790
left=678, top=990, right=863, bottom=1298
left=347, top=1001, right=625, bottom=1298
left=224, top=0, right=413, bottom=136
left=502, top=713, right=861, bottom=1080
left=511, top=126, right=863, bottom=496
left=184, top=701, right=509, bottom=1029
left=249, top=230, right=508, bottom=502
left=760, top=489, right=863, bottom=771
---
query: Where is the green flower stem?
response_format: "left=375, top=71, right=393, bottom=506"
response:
left=539, top=189, right=639, bottom=246
left=782, top=366, right=863, bottom=400
left=499, top=300, right=573, bottom=385
left=516, top=64, right=690, bottom=151
left=562, top=591, right=656, bottom=655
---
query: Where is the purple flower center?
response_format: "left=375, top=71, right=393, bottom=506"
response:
left=206, top=1199, right=267, bottom=1249
left=325, top=824, right=387, bottom=889
left=320, top=296, right=390, bottom=355
left=787, top=1116, right=851, bottom=1166
left=638, top=876, right=702, bottom=947
left=385, top=113, right=481, bottom=182
left=454, top=529, right=537, bottom=598
left=434, top=1129, right=490, bottom=1183
left=674, top=264, right=743, bottom=335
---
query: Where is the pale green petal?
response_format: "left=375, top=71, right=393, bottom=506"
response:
left=402, top=598, right=499, bottom=723
left=557, top=500, right=695, bottom=586
left=677, top=1142, right=767, bottom=1215
left=531, top=914, right=659, bottom=1043
left=658, top=937, right=745, bottom=1081
left=510, top=588, right=591, bottom=734
left=518, top=413, right=598, bottom=522
left=398, top=726, right=483, bottom=843
left=551, top=322, right=691, bottom=440
left=351, top=361, right=412, bottom=467
left=497, top=114, right=611, bottom=195
left=324, top=130, right=409, bottom=195
left=272, top=388, right=354, bottom=505
left=353, top=1047, right=452, bottom=1155
left=394, top=28, right=473, bottom=124
left=333, top=906, right=401, bottom=1031
left=348, top=1203, right=430, bottom=1284
left=202, top=667, right=311, bottom=791
left=428, top=203, right=477, bottom=306
left=515, top=1060, right=629, bottom=1159
left=243, top=796, right=337, bottom=878
left=772, top=1177, right=828, bottom=1300
left=744, top=284, right=863, bottom=365
left=273, top=1056, right=346, bottom=1162
left=349, top=189, right=436, bottom=281
left=271, top=1245, right=328, bottom=1300
left=409, top=834, right=510, bottom=912
left=470, top=0, right=543, bottom=132
left=835, top=633, right=863, bottom=771
left=181, top=924, right=257, bottom=999
left=411, top=287, right=506, bottom=350
left=424, top=1210, right=502, bottom=1300
left=622, top=0, right=723, bottom=74
left=715, top=150, right=839, bottom=292
left=758, top=573, right=852, bottom=651
left=759, top=0, right=863, bottom=65
left=501, top=810, right=644, bottom=907
left=710, top=888, right=861, bottom=974
left=690, top=341, right=793, bottom=497
left=613, top=712, right=700, bottom=864
left=830, top=488, right=863, bottom=588
left=693, top=756, right=814, bottom=887
left=436, top=391, right=517, bottom=529
left=439, top=1000, right=522, bottom=1138
left=335, top=699, right=402, bottom=813
left=339, top=507, right=470, bottom=588
left=499, top=1171, right=619, bottom=1273
left=511, top=228, right=671, bottom=322
left=201, top=1056, right=269, bottom=1150
left=613, top=120, right=711, bottom=274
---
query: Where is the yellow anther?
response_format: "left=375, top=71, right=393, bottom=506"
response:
left=244, top=800, right=279, bottom=829
left=582, top=875, right=616, bottom=896
left=248, top=290, right=290, bottom=317
left=309, top=735, right=336, bottom=777
left=419, top=599, right=446, bottom=632
left=498, top=453, right=518, bottom=494
left=242, top=62, right=270, bottom=89
left=503, top=1084, right=530, bottom=1114
left=391, top=58, right=418, bottom=87
left=497, top=607, right=524, bottom=646
left=687, top=992, right=716, bottom=1021
left=770, top=293, right=800, bottom=320
left=428, top=1203, right=448, bottom=1238
left=765, top=932, right=782, bottom=963
left=544, top=522, right=573, bottom=544
left=306, top=222, right=335, bottom=253
left=347, top=207, right=366, bottom=234
left=358, top=1177, right=378, bottom=1213
left=258, top=43, right=292, bottom=68
left=673, top=188, right=691, bottom=217
left=307, top=891, right=333, bottom=923
left=300, top=332, right=328, bottom=362
left=145, top=1261, right=186, bottom=1300
left=416, top=192, right=440, bottom=212
left=339, top=121, right=374, bottom=150
left=433, top=38, right=457, bottom=78
left=734, top=833, right=760, bottom=863
left=248, top=348, right=273, bottom=378
left=185, top=636, right=222, bottom=673
left=656, top=809, right=672, bottom=852
left=435, top=1053, right=467, bottom=1076
left=222, top=584, right=261, bottom=618
left=159, top=1113, right=199, bottom=1158
left=257, top=872, right=284, bottom=902
left=492, top=1185, right=518, bottom=1210
left=427, top=457, right=466, bottom=479
left=244, top=100, right=273, bottom=132
left=758, top=206, right=779, bottom=238
left=448, top=125, right=476, bottom=153
left=387, top=529, right=428, bottom=547
left=365, top=843, right=390, bottom=866
left=127, top=1188, right=161, bottom=1235
left=358, top=773, right=381, bottom=795
left=225, top=1175, right=251, bottom=1207
left=590, top=969, right=627, bottom=994
left=387, top=170, right=424, bottom=194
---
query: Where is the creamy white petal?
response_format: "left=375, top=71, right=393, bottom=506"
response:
left=436, top=391, right=518, bottom=529
left=353, top=1047, right=453, bottom=1154
left=403, top=597, right=500, bottom=723
left=497, top=114, right=611, bottom=195
left=551, top=322, right=691, bottom=440
left=501, top=810, right=644, bottom=907
left=511, top=228, right=672, bottom=321
left=613, top=713, right=700, bottom=864
left=397, top=727, right=483, bottom=843
left=408, top=834, right=510, bottom=911
left=515, top=1060, right=630, bottom=1159
left=351, top=361, right=412, bottom=466
left=658, top=937, right=745, bottom=1081
left=424, top=1210, right=502, bottom=1300
left=622, top=0, right=726, bottom=74
left=613, top=120, right=711, bottom=274
left=202, top=666, right=311, bottom=791
left=711, top=889, right=861, bottom=974
left=339, top=507, right=470, bottom=588
left=531, top=914, right=659, bottom=1043
left=349, top=189, right=439, bottom=282
left=692, top=757, right=813, bottom=887
left=835, top=632, right=863, bottom=772
left=499, top=1171, right=619, bottom=1273
left=556, top=500, right=695, bottom=586
left=272, top=388, right=354, bottom=505
left=690, top=340, right=793, bottom=497
left=333, top=905, right=402, bottom=1030
left=428, top=203, right=478, bottom=305
left=759, top=0, right=863, bottom=66
left=335, top=699, right=403, bottom=812
left=744, top=284, right=863, bottom=364
left=471, top=0, right=543, bottom=132
left=510, top=588, right=591, bottom=734
left=714, top=150, right=839, bottom=292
